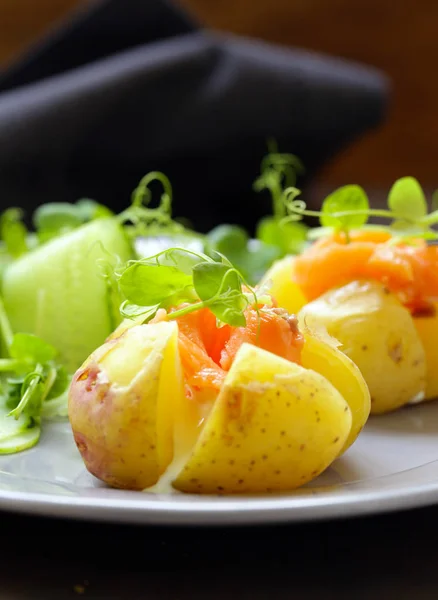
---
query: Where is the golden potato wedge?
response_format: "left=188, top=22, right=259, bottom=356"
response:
left=299, top=280, right=426, bottom=414
left=260, top=255, right=307, bottom=314
left=300, top=324, right=370, bottom=454
left=68, top=321, right=185, bottom=490
left=173, top=343, right=352, bottom=494
left=414, top=304, right=438, bottom=400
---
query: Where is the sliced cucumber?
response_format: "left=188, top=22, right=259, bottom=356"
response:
left=0, top=405, right=33, bottom=439
left=0, top=425, right=41, bottom=454
left=0, top=404, right=40, bottom=454
left=2, top=218, right=132, bottom=373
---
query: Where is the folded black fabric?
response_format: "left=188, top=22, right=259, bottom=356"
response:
left=0, top=0, right=389, bottom=232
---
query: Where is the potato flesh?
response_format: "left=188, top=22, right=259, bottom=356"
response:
left=301, top=329, right=370, bottom=454
left=68, top=322, right=184, bottom=489
left=299, top=281, right=426, bottom=414
left=173, top=343, right=352, bottom=494
left=260, top=255, right=307, bottom=314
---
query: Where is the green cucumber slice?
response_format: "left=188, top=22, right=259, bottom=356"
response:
left=0, top=426, right=41, bottom=454
left=0, top=404, right=40, bottom=454
left=0, top=405, right=33, bottom=440
left=2, top=218, right=132, bottom=373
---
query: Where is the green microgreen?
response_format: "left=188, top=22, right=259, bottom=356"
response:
left=0, top=197, right=114, bottom=265
left=192, top=261, right=247, bottom=327
left=117, top=247, right=263, bottom=328
left=282, top=176, right=438, bottom=244
left=118, top=171, right=185, bottom=241
left=253, top=141, right=309, bottom=257
left=0, top=208, right=28, bottom=258
left=34, top=199, right=114, bottom=243
left=253, top=139, right=305, bottom=220
left=0, top=297, right=70, bottom=449
left=205, top=224, right=282, bottom=285
left=388, top=177, right=427, bottom=222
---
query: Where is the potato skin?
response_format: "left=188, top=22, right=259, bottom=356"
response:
left=299, top=280, right=426, bottom=414
left=68, top=322, right=182, bottom=490
left=260, top=255, right=308, bottom=315
left=173, top=343, right=351, bottom=494
left=300, top=328, right=370, bottom=454
left=414, top=305, right=438, bottom=400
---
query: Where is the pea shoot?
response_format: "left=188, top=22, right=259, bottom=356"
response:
left=253, top=140, right=309, bottom=255
left=282, top=176, right=438, bottom=244
left=0, top=297, right=70, bottom=453
left=118, top=247, right=266, bottom=328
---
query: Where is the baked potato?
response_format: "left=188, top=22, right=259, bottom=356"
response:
left=69, top=316, right=369, bottom=493
left=298, top=280, right=426, bottom=414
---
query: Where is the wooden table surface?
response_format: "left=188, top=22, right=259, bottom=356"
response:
left=0, top=0, right=437, bottom=193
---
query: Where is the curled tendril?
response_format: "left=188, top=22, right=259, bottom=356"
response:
left=131, top=171, right=173, bottom=210
left=118, top=171, right=184, bottom=239
left=278, top=187, right=309, bottom=223
left=253, top=142, right=305, bottom=220
left=260, top=154, right=304, bottom=187
left=255, top=153, right=304, bottom=193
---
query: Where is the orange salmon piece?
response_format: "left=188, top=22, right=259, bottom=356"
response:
left=294, top=230, right=438, bottom=312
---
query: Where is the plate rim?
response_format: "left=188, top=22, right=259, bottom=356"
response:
left=1, top=470, right=438, bottom=526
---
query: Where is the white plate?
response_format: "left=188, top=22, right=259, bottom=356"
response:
left=1, top=400, right=438, bottom=526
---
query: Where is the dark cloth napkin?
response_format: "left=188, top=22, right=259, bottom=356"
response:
left=0, top=0, right=389, bottom=232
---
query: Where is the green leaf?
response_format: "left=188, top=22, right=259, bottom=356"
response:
left=148, top=247, right=207, bottom=275
left=209, top=292, right=247, bottom=327
left=0, top=246, right=13, bottom=284
left=236, top=242, right=281, bottom=285
left=206, top=225, right=282, bottom=285
left=0, top=208, right=28, bottom=258
left=22, top=376, right=45, bottom=417
left=207, top=225, right=249, bottom=254
left=432, top=190, right=438, bottom=212
left=3, top=377, right=24, bottom=410
left=34, top=203, right=83, bottom=234
left=193, top=262, right=246, bottom=327
left=320, top=185, right=369, bottom=230
left=46, top=365, right=69, bottom=401
left=256, top=217, right=308, bottom=255
left=388, top=177, right=427, bottom=221
left=75, top=199, right=114, bottom=221
left=119, top=301, right=160, bottom=321
left=8, top=364, right=45, bottom=420
left=10, top=333, right=57, bottom=364
left=119, top=263, right=193, bottom=306
left=193, top=262, right=240, bottom=301
left=34, top=200, right=114, bottom=243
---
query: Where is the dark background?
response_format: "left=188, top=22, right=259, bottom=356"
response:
left=2, top=506, right=438, bottom=599
left=1, top=0, right=437, bottom=195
